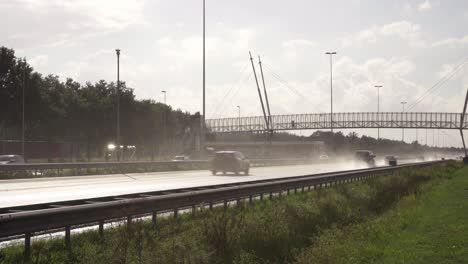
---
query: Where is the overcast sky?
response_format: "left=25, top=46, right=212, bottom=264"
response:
left=2, top=0, right=468, bottom=147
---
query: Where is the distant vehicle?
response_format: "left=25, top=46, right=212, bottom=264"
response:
left=211, top=151, right=250, bottom=175
left=0, top=155, right=25, bottom=165
left=172, top=155, right=189, bottom=161
left=319, top=154, right=329, bottom=161
left=385, top=155, right=397, bottom=166
left=354, top=150, right=376, bottom=167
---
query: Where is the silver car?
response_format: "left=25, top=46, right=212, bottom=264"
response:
left=0, top=155, right=25, bottom=165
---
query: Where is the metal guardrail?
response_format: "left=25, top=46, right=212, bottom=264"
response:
left=0, top=158, right=310, bottom=178
left=0, top=160, right=448, bottom=258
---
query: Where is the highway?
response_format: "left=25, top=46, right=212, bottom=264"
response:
left=0, top=162, right=369, bottom=208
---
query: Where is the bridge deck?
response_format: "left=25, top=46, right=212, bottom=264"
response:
left=206, top=112, right=467, bottom=133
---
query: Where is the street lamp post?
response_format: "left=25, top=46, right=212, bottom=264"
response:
left=22, top=71, right=25, bottom=159
left=325, top=52, right=337, bottom=133
left=237, top=106, right=240, bottom=131
left=116, top=49, right=121, bottom=161
left=375, top=85, right=383, bottom=140
left=401, top=101, right=407, bottom=142
left=201, top=0, right=206, bottom=153
left=161, top=90, right=166, bottom=105
left=161, top=90, right=167, bottom=154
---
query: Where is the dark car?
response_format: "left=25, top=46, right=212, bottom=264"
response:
left=211, top=151, right=250, bottom=175
left=385, top=155, right=398, bottom=166
left=354, top=150, right=376, bottom=167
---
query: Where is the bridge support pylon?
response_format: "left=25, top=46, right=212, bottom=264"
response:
left=460, top=88, right=468, bottom=164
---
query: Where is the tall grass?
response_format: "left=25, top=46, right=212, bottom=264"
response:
left=0, top=162, right=461, bottom=264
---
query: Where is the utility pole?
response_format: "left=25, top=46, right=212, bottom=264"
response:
left=22, top=70, right=25, bottom=159
left=401, top=101, right=407, bottom=142
left=375, top=85, right=383, bottom=140
left=326, top=52, right=337, bottom=133
left=116, top=49, right=121, bottom=162
left=161, top=90, right=167, bottom=155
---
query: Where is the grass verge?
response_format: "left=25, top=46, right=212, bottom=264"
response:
left=0, top=162, right=464, bottom=264
left=294, top=162, right=468, bottom=264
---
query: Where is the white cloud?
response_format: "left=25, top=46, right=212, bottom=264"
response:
left=380, top=21, right=424, bottom=47
left=418, top=0, right=432, bottom=12
left=282, top=39, right=315, bottom=49
left=28, top=55, right=49, bottom=69
left=403, top=2, right=413, bottom=13
left=17, top=0, right=147, bottom=31
left=433, top=35, right=468, bottom=47
left=281, top=38, right=316, bottom=61
left=355, top=26, right=379, bottom=44
left=330, top=57, right=419, bottom=112
left=342, top=21, right=425, bottom=48
left=436, top=61, right=468, bottom=89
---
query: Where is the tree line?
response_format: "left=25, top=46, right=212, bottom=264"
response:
left=215, top=130, right=461, bottom=157
left=0, top=46, right=198, bottom=161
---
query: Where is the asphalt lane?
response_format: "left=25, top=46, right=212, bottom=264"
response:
left=0, top=162, right=371, bottom=208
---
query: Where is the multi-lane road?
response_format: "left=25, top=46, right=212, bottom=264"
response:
left=0, top=162, right=371, bottom=208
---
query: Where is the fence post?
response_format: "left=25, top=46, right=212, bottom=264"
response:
left=126, top=216, right=132, bottom=229
left=65, top=226, right=71, bottom=250
left=152, top=212, right=157, bottom=225
left=24, top=232, right=31, bottom=261
left=99, top=221, right=104, bottom=239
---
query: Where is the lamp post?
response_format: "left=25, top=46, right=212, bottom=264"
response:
left=201, top=0, right=206, bottom=153
left=401, top=101, right=407, bottom=142
left=161, top=90, right=167, bottom=154
left=237, top=105, right=240, bottom=131
left=161, top=90, right=166, bottom=104
left=325, top=52, right=337, bottom=133
left=375, top=85, right=383, bottom=140
left=22, top=71, right=25, bottom=159
left=116, top=49, right=121, bottom=161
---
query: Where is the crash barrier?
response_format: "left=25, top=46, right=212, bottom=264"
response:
left=0, top=158, right=312, bottom=178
